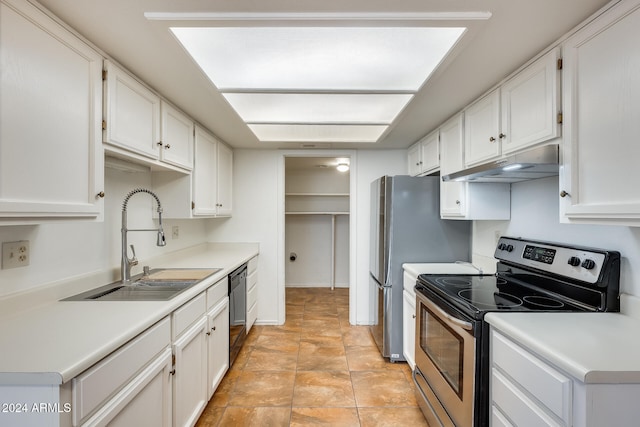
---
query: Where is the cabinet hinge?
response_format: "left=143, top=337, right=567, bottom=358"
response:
left=557, top=58, right=563, bottom=70
left=557, top=112, right=563, bottom=124
left=102, top=120, right=106, bottom=130
left=191, top=201, right=195, bottom=210
left=102, top=69, right=107, bottom=81
left=171, top=354, right=176, bottom=366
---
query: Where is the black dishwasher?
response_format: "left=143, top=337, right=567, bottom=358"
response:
left=228, top=264, right=247, bottom=365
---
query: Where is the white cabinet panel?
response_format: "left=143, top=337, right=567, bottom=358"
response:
left=0, top=0, right=103, bottom=220
left=206, top=297, right=229, bottom=399
left=402, top=289, right=416, bottom=370
left=172, top=317, right=208, bottom=427
left=408, top=130, right=439, bottom=177
left=560, top=0, right=640, bottom=225
left=501, top=48, right=560, bottom=154
left=192, top=125, right=218, bottom=216
left=103, top=60, right=160, bottom=160
left=216, top=141, right=233, bottom=217
left=464, top=89, right=501, bottom=166
left=160, top=101, right=193, bottom=170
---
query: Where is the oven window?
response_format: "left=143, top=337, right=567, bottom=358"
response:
left=419, top=303, right=464, bottom=397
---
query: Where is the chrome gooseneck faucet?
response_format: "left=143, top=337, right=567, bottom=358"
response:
left=121, top=188, right=166, bottom=283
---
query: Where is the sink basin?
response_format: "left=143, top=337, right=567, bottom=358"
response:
left=62, top=268, right=222, bottom=301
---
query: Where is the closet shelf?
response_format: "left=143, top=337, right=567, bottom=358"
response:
left=285, top=193, right=349, bottom=197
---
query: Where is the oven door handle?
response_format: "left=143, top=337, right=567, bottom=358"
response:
left=426, top=298, right=473, bottom=331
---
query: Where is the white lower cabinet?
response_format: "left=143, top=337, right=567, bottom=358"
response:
left=72, top=317, right=172, bottom=427
left=402, top=288, right=416, bottom=370
left=206, top=295, right=229, bottom=399
left=246, top=256, right=259, bottom=333
left=81, top=349, right=173, bottom=427
left=490, top=328, right=640, bottom=427
left=172, top=317, right=208, bottom=427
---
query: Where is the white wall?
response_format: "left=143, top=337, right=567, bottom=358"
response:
left=473, top=176, right=640, bottom=296
left=207, top=149, right=407, bottom=326
left=0, top=166, right=208, bottom=297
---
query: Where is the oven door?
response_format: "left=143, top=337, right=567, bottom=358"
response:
left=414, top=289, right=476, bottom=427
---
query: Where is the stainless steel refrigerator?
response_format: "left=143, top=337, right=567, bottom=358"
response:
left=369, top=175, right=471, bottom=361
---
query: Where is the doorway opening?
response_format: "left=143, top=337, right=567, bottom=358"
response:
left=284, top=156, right=351, bottom=291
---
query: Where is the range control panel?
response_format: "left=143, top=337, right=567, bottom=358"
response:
left=494, top=237, right=607, bottom=283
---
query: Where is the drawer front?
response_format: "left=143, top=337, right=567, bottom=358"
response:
left=247, top=279, right=258, bottom=310
left=247, top=301, right=258, bottom=332
left=492, top=368, right=563, bottom=427
left=248, top=256, right=258, bottom=274
left=206, top=278, right=227, bottom=310
left=492, top=331, right=571, bottom=423
left=72, top=317, right=171, bottom=425
left=172, top=293, right=206, bottom=339
left=491, top=405, right=514, bottom=427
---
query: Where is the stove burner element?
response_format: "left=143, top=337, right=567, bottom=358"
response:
left=523, top=295, right=565, bottom=308
left=457, top=289, right=522, bottom=309
left=436, top=276, right=507, bottom=288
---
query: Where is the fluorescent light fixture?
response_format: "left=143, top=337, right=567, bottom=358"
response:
left=166, top=21, right=471, bottom=143
left=248, top=124, right=387, bottom=143
left=222, top=93, right=413, bottom=124
left=336, top=163, right=350, bottom=172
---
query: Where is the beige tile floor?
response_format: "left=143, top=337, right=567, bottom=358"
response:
left=195, top=287, right=429, bottom=426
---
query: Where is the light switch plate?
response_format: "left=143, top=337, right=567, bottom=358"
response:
left=2, top=240, right=30, bottom=269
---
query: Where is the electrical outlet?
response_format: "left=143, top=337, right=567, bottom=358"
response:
left=2, top=240, right=30, bottom=269
left=172, top=226, right=179, bottom=239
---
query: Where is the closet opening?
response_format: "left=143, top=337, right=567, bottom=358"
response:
left=284, top=156, right=350, bottom=290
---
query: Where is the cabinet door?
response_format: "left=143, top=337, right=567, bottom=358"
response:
left=192, top=125, right=218, bottom=216
left=0, top=0, right=104, bottom=219
left=104, top=60, right=160, bottom=160
left=464, top=89, right=501, bottom=166
left=439, top=114, right=466, bottom=217
left=173, top=317, right=207, bottom=427
left=207, top=298, right=229, bottom=399
left=82, top=349, right=173, bottom=427
left=402, top=290, right=416, bottom=370
left=160, top=102, right=193, bottom=170
left=501, top=48, right=560, bottom=155
left=560, top=0, right=640, bottom=224
left=216, top=142, right=233, bottom=217
left=420, top=130, right=440, bottom=175
left=407, top=143, right=422, bottom=176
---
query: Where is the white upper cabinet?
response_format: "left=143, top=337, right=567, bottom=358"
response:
left=160, top=101, right=194, bottom=171
left=501, top=48, right=561, bottom=155
left=153, top=125, right=233, bottom=218
left=560, top=0, right=640, bottom=225
left=103, top=60, right=161, bottom=160
left=0, top=0, right=104, bottom=221
left=408, top=130, right=439, bottom=176
left=464, top=47, right=561, bottom=167
left=464, top=89, right=502, bottom=166
left=215, top=142, right=233, bottom=217
left=440, top=113, right=511, bottom=220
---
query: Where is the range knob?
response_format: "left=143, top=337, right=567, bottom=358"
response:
left=581, top=259, right=596, bottom=270
left=498, top=243, right=506, bottom=250
left=567, top=256, right=581, bottom=267
left=506, top=244, right=514, bottom=252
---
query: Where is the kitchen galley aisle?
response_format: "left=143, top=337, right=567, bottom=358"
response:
left=195, top=287, right=426, bottom=426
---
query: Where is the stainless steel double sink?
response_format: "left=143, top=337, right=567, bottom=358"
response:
left=62, top=268, right=222, bottom=301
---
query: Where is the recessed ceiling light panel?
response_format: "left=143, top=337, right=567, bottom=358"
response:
left=170, top=26, right=465, bottom=91
left=248, top=124, right=387, bottom=143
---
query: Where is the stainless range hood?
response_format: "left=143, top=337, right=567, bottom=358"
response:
left=441, top=144, right=559, bottom=183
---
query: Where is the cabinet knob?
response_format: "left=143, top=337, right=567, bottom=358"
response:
left=489, top=136, right=496, bottom=142
left=560, top=190, right=570, bottom=198
left=164, top=144, right=171, bottom=149
left=96, top=191, right=105, bottom=198
left=169, top=369, right=176, bottom=376
left=455, top=200, right=461, bottom=205
left=212, top=326, right=216, bottom=331
left=412, top=314, right=416, bottom=319
left=206, top=331, right=211, bottom=336
left=499, top=133, right=506, bottom=139
left=157, top=141, right=163, bottom=146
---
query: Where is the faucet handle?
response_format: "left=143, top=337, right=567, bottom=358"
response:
left=129, top=244, right=139, bottom=266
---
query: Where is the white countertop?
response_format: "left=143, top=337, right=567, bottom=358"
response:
left=0, top=242, right=258, bottom=385
left=402, top=262, right=482, bottom=278
left=486, top=294, right=640, bottom=384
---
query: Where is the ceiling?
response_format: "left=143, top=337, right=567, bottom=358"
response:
left=37, top=0, right=611, bottom=150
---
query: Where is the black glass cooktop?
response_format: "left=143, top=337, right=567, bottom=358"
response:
left=416, top=273, right=589, bottom=319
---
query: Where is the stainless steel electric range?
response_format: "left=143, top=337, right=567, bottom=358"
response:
left=412, top=236, right=621, bottom=427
